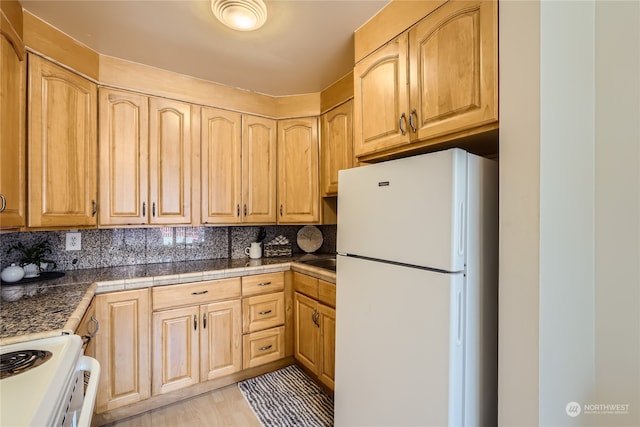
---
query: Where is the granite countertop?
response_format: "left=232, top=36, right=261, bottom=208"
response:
left=0, top=255, right=335, bottom=345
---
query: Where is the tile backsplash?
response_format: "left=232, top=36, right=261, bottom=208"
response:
left=0, top=225, right=336, bottom=271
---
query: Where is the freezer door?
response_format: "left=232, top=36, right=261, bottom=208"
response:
left=334, top=256, right=464, bottom=426
left=337, top=148, right=468, bottom=272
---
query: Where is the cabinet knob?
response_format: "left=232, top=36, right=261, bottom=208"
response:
left=409, top=109, right=417, bottom=133
left=399, top=112, right=407, bottom=136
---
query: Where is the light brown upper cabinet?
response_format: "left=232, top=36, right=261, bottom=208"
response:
left=353, top=35, right=409, bottom=157
left=201, top=108, right=276, bottom=224
left=27, top=54, right=97, bottom=227
left=148, top=97, right=192, bottom=224
left=354, top=0, right=498, bottom=159
left=98, top=88, right=148, bottom=226
left=98, top=88, right=192, bottom=225
left=321, top=100, right=353, bottom=197
left=277, top=117, right=319, bottom=224
left=0, top=34, right=26, bottom=229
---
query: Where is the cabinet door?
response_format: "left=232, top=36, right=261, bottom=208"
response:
left=294, top=292, right=319, bottom=372
left=94, top=289, right=150, bottom=413
left=321, top=100, right=353, bottom=197
left=277, top=117, right=319, bottom=223
left=200, top=299, right=242, bottom=381
left=149, top=97, right=192, bottom=224
left=27, top=54, right=97, bottom=227
left=98, top=88, right=149, bottom=226
left=353, top=35, right=409, bottom=157
left=201, top=107, right=242, bottom=224
left=409, top=0, right=498, bottom=140
left=152, top=306, right=199, bottom=395
left=77, top=297, right=97, bottom=358
left=242, top=114, right=277, bottom=223
left=317, top=303, right=336, bottom=390
left=0, top=35, right=25, bottom=228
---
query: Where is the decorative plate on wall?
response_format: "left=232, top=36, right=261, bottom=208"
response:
left=296, top=226, right=323, bottom=253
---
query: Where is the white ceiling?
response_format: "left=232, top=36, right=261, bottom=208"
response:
left=21, top=0, right=390, bottom=96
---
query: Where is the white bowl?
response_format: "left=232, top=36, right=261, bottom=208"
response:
left=1, top=264, right=25, bottom=283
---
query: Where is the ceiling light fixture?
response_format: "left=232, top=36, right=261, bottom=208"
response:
left=211, top=0, right=267, bottom=31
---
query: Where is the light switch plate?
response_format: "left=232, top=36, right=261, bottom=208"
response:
left=66, top=232, right=81, bottom=251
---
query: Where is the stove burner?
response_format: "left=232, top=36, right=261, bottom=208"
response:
left=0, top=350, right=53, bottom=379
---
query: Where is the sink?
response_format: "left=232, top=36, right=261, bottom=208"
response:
left=297, top=257, right=336, bottom=271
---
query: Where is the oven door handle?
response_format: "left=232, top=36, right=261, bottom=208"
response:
left=76, top=355, right=101, bottom=427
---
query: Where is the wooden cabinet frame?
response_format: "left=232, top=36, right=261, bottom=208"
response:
left=354, top=0, right=498, bottom=160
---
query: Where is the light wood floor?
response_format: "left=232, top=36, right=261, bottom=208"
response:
left=100, top=384, right=261, bottom=427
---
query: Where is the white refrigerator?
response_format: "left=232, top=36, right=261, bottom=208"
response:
left=334, top=148, right=498, bottom=426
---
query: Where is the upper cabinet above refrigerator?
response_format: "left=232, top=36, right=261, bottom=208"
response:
left=353, top=0, right=498, bottom=161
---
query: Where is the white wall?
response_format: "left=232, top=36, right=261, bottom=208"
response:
left=498, top=1, right=541, bottom=424
left=500, top=0, right=640, bottom=426
left=594, top=1, right=640, bottom=425
left=539, top=1, right=597, bottom=425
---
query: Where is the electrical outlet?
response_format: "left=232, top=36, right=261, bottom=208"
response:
left=66, top=232, right=82, bottom=251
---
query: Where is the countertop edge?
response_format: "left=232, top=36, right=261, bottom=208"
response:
left=62, top=282, right=98, bottom=335
left=1, top=260, right=334, bottom=346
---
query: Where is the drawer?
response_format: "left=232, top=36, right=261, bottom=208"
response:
left=242, top=326, right=285, bottom=369
left=241, top=272, right=285, bottom=297
left=242, top=292, right=285, bottom=333
left=153, top=277, right=241, bottom=311
left=293, top=272, right=318, bottom=299
left=318, top=280, right=336, bottom=308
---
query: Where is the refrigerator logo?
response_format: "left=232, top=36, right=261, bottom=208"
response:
left=378, top=181, right=390, bottom=187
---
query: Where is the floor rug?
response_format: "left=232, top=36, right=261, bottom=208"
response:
left=238, top=364, right=334, bottom=427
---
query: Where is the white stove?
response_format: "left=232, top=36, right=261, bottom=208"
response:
left=0, top=334, right=100, bottom=427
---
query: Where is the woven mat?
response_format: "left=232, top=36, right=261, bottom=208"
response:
left=238, top=364, right=334, bottom=427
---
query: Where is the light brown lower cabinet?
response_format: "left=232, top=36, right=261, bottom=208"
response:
left=151, top=278, right=242, bottom=396
left=90, top=272, right=290, bottom=416
left=293, top=272, right=336, bottom=390
left=94, top=289, right=151, bottom=413
left=152, top=299, right=242, bottom=395
left=76, top=297, right=97, bottom=358
left=241, top=272, right=287, bottom=368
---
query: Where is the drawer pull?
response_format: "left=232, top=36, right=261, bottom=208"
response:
left=191, top=290, right=209, bottom=295
left=258, top=310, right=272, bottom=315
left=259, top=345, right=273, bottom=351
left=257, top=281, right=272, bottom=287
